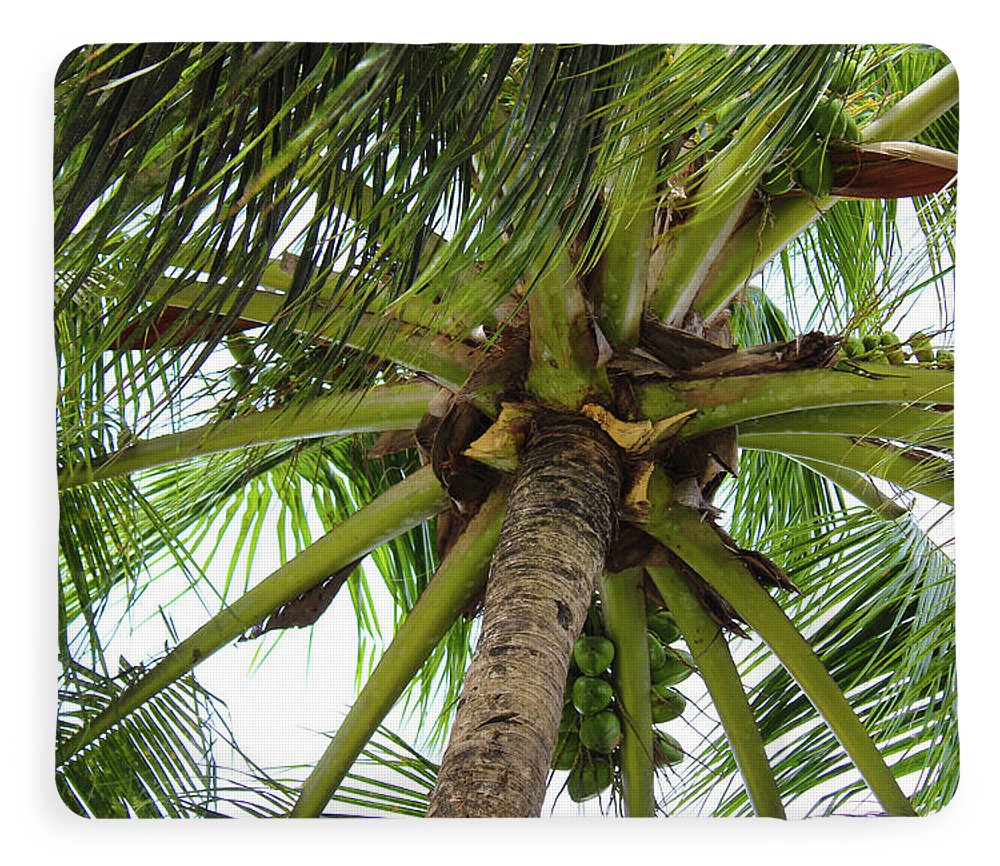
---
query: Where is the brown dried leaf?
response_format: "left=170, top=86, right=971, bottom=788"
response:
left=239, top=560, right=360, bottom=640
left=639, top=318, right=735, bottom=371
left=680, top=332, right=840, bottom=378
left=366, top=429, right=417, bottom=458
left=830, top=141, right=957, bottom=198
left=431, top=399, right=499, bottom=509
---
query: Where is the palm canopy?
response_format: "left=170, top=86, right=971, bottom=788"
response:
left=54, top=43, right=956, bottom=817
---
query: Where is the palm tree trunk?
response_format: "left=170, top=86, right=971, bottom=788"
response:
left=426, top=414, right=622, bottom=817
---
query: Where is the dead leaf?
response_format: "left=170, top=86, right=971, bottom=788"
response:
left=240, top=560, right=359, bottom=640
left=582, top=403, right=697, bottom=454
left=829, top=141, right=957, bottom=198
left=463, top=402, right=533, bottom=472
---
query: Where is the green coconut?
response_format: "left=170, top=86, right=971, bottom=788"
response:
left=829, top=55, right=860, bottom=96
left=807, top=96, right=848, bottom=141
left=647, top=633, right=667, bottom=672
left=879, top=331, right=905, bottom=364
left=552, top=730, right=582, bottom=771
left=579, top=710, right=622, bottom=754
left=840, top=110, right=861, bottom=142
left=653, top=731, right=685, bottom=767
left=228, top=366, right=251, bottom=390
left=572, top=676, right=614, bottom=716
left=647, top=610, right=681, bottom=645
left=650, top=647, right=696, bottom=686
left=650, top=685, right=687, bottom=723
left=842, top=336, right=864, bottom=358
left=794, top=137, right=833, bottom=197
left=226, top=334, right=256, bottom=368
left=909, top=332, right=936, bottom=363
left=807, top=95, right=860, bottom=142
left=760, top=163, right=795, bottom=196
left=566, top=756, right=613, bottom=802
left=573, top=635, right=615, bottom=676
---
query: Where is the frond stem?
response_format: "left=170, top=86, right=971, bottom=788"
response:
left=637, top=365, right=953, bottom=438
left=644, top=470, right=918, bottom=817
left=58, top=381, right=437, bottom=488
left=599, top=569, right=655, bottom=817
left=647, top=562, right=786, bottom=818
left=56, top=466, right=447, bottom=765
left=106, top=275, right=480, bottom=391
left=289, top=484, right=509, bottom=817
left=741, top=432, right=953, bottom=506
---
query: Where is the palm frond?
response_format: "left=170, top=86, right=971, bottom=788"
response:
left=670, top=507, right=955, bottom=815
left=720, top=449, right=844, bottom=552
left=209, top=726, right=439, bottom=818
left=55, top=45, right=853, bottom=421
left=57, top=657, right=233, bottom=817
left=326, top=727, right=439, bottom=817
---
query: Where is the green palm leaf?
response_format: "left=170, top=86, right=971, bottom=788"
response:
left=669, top=508, right=954, bottom=815
left=57, top=658, right=234, bottom=817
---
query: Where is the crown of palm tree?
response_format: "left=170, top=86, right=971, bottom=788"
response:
left=55, top=42, right=955, bottom=818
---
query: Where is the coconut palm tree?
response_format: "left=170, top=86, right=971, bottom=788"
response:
left=54, top=43, right=956, bottom=818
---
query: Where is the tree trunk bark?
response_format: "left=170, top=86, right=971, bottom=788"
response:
left=426, top=414, right=622, bottom=817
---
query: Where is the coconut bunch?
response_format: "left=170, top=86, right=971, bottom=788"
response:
left=839, top=331, right=954, bottom=368
left=553, top=599, right=697, bottom=803
left=759, top=57, right=861, bottom=198
left=755, top=51, right=957, bottom=201
left=761, top=96, right=859, bottom=197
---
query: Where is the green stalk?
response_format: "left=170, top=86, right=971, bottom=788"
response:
left=58, top=381, right=437, bottom=489
left=792, top=457, right=908, bottom=519
left=637, top=365, right=953, bottom=438
left=524, top=246, right=611, bottom=407
left=57, top=466, right=447, bottom=766
left=253, top=253, right=499, bottom=337
left=649, top=95, right=795, bottom=325
left=692, top=64, right=958, bottom=322
left=288, top=484, right=509, bottom=817
left=862, top=64, right=959, bottom=143
left=596, top=144, right=658, bottom=348
left=599, top=569, right=654, bottom=817
left=646, top=563, right=785, bottom=819
left=741, top=432, right=953, bottom=506
left=645, top=470, right=918, bottom=817
left=114, top=276, right=478, bottom=391
left=738, top=404, right=953, bottom=451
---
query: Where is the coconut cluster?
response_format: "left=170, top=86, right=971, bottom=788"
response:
left=553, top=601, right=697, bottom=803
left=760, top=54, right=861, bottom=198
left=840, top=331, right=953, bottom=368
